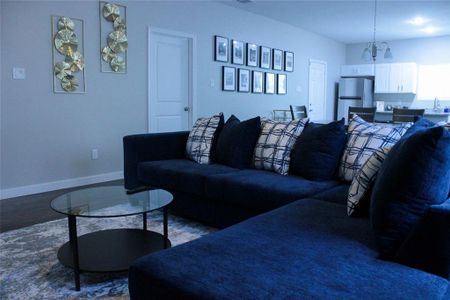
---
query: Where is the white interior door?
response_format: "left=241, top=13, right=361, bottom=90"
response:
left=148, top=28, right=195, bottom=133
left=308, top=59, right=327, bottom=121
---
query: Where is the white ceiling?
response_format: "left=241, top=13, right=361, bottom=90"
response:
left=221, top=0, right=450, bottom=44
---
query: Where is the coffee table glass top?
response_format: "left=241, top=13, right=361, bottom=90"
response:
left=51, top=186, right=172, bottom=218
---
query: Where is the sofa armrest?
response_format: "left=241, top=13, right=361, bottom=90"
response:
left=395, top=197, right=450, bottom=279
left=123, top=131, right=189, bottom=190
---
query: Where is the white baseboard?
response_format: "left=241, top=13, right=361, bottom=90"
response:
left=0, top=171, right=124, bottom=200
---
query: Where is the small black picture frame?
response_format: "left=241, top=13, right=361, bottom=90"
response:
left=232, top=40, right=244, bottom=65
left=252, top=71, right=263, bottom=93
left=247, top=43, right=258, bottom=67
left=273, top=49, right=283, bottom=71
left=277, top=74, right=287, bottom=95
left=223, top=66, right=236, bottom=91
left=260, top=46, right=271, bottom=69
left=284, top=51, right=294, bottom=72
left=215, top=36, right=229, bottom=62
left=265, top=72, right=275, bottom=94
left=238, top=68, right=250, bottom=93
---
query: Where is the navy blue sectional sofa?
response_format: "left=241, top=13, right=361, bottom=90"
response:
left=123, top=130, right=450, bottom=299
left=124, top=131, right=344, bottom=228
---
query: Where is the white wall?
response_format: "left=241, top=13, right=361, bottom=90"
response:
left=346, top=35, right=450, bottom=107
left=0, top=0, right=345, bottom=195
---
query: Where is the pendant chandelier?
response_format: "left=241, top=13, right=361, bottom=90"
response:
left=361, top=0, right=393, bottom=62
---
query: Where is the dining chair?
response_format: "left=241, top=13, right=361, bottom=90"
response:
left=348, top=107, right=376, bottom=123
left=289, top=105, right=308, bottom=120
left=392, top=108, right=425, bottom=123
left=272, top=110, right=291, bottom=122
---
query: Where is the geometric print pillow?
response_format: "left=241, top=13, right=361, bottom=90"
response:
left=347, top=146, right=392, bottom=216
left=186, top=114, right=223, bottom=164
left=254, top=118, right=309, bottom=175
left=339, top=115, right=411, bottom=182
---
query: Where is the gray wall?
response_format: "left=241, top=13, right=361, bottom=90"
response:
left=1, top=0, right=345, bottom=191
left=346, top=35, right=450, bottom=107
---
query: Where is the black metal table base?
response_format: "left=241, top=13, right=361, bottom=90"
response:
left=61, top=209, right=170, bottom=291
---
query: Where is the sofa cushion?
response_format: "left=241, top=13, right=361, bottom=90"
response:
left=310, top=183, right=350, bottom=205
left=339, top=115, right=411, bottom=182
left=205, top=169, right=339, bottom=211
left=129, top=199, right=449, bottom=300
left=186, top=113, right=224, bottom=164
left=347, top=146, right=392, bottom=216
left=216, top=115, right=261, bottom=169
left=254, top=118, right=308, bottom=175
left=371, top=126, right=450, bottom=258
left=290, top=119, right=347, bottom=180
left=137, top=159, right=239, bottom=196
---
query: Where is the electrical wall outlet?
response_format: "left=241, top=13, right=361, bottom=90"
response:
left=13, top=67, right=25, bottom=80
left=91, top=149, right=99, bottom=160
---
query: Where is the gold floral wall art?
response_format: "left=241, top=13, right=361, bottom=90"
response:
left=52, top=16, right=86, bottom=93
left=100, top=2, right=127, bottom=73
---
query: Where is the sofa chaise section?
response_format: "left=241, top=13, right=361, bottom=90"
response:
left=129, top=198, right=450, bottom=300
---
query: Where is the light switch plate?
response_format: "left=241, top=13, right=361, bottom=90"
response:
left=13, top=67, right=25, bottom=80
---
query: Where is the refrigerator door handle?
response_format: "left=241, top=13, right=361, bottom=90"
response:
left=339, top=96, right=362, bottom=100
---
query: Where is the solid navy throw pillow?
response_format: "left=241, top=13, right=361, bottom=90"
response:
left=371, top=126, right=450, bottom=259
left=401, top=116, right=435, bottom=140
left=216, top=115, right=261, bottom=169
left=210, top=113, right=225, bottom=162
left=290, top=119, right=347, bottom=180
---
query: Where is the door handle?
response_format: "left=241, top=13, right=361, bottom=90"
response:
left=184, top=107, right=190, bottom=112
left=401, top=85, right=403, bottom=91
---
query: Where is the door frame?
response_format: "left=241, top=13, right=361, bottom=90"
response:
left=147, top=27, right=197, bottom=133
left=308, top=59, right=327, bottom=120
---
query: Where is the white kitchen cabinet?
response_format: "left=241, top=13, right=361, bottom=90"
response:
left=374, top=64, right=391, bottom=93
left=374, top=62, right=417, bottom=94
left=341, top=64, right=375, bottom=77
left=389, top=64, right=403, bottom=92
left=400, top=63, right=417, bottom=93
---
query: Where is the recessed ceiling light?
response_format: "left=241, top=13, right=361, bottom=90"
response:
left=422, top=26, right=439, bottom=34
left=409, top=16, right=426, bottom=26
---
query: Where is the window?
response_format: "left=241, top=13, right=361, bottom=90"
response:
left=417, top=64, right=450, bottom=100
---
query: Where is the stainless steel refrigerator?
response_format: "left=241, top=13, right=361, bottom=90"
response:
left=337, top=78, right=374, bottom=122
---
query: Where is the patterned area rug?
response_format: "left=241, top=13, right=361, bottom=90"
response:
left=0, top=212, right=216, bottom=299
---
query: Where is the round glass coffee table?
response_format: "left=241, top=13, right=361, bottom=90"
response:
left=50, top=186, right=173, bottom=291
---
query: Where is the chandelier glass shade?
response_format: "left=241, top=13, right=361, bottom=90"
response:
left=362, top=42, right=393, bottom=62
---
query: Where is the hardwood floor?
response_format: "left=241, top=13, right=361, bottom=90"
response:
left=0, top=180, right=124, bottom=233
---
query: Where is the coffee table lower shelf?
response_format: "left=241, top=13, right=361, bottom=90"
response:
left=57, top=229, right=171, bottom=273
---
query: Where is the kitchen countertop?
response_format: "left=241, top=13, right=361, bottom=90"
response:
left=376, top=110, right=450, bottom=116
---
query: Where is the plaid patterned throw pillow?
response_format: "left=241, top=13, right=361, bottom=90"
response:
left=254, top=118, right=309, bottom=175
left=186, top=114, right=223, bottom=164
left=339, top=115, right=411, bottom=182
left=347, top=146, right=392, bottom=216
